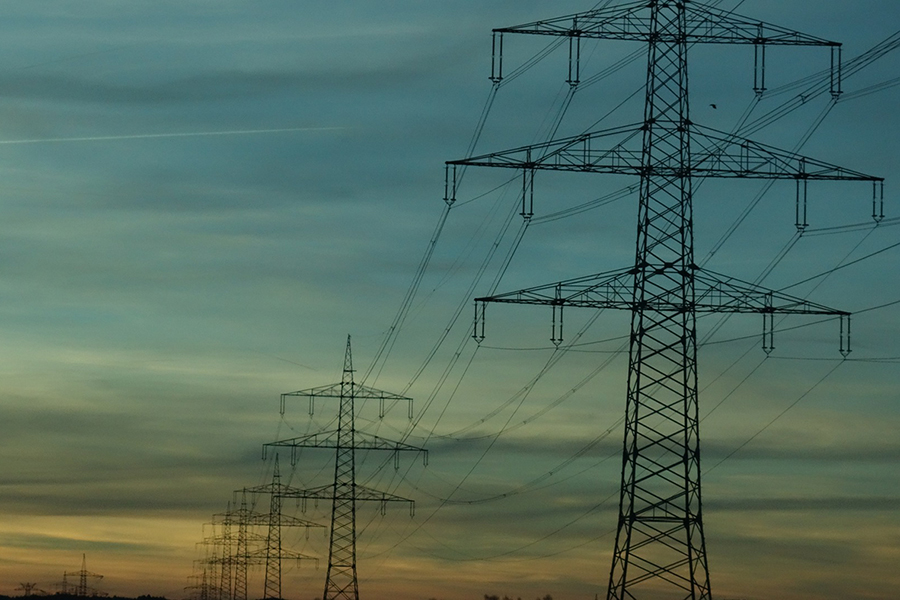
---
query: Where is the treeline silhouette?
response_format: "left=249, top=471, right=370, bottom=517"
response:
left=427, top=595, right=556, bottom=600
left=1, top=595, right=168, bottom=600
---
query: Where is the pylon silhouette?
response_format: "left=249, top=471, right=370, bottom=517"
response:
left=448, top=2, right=883, bottom=598
left=263, top=336, right=427, bottom=600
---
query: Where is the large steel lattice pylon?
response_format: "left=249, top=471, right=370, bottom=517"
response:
left=447, top=2, right=883, bottom=599
left=263, top=336, right=427, bottom=600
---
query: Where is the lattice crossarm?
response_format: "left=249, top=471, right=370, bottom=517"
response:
left=691, top=126, right=884, bottom=182
left=279, top=514, right=326, bottom=529
left=473, top=269, right=636, bottom=343
left=262, top=431, right=340, bottom=462
left=683, top=4, right=839, bottom=46
left=352, top=433, right=424, bottom=452
left=494, top=2, right=649, bottom=40
left=275, top=484, right=333, bottom=503
left=476, top=268, right=635, bottom=305
left=693, top=271, right=849, bottom=316
left=693, top=270, right=852, bottom=355
left=353, top=485, right=417, bottom=517
left=281, top=549, right=319, bottom=569
left=492, top=2, right=837, bottom=46
left=280, top=383, right=413, bottom=418
left=445, top=125, right=644, bottom=198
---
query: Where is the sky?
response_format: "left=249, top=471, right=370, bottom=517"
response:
left=0, top=1, right=898, bottom=599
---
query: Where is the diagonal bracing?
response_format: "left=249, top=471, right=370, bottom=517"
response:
left=449, top=2, right=883, bottom=599
left=262, top=336, right=427, bottom=600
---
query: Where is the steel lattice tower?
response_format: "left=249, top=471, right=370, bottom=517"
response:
left=263, top=336, right=427, bottom=600
left=214, top=491, right=268, bottom=600
left=63, top=554, right=103, bottom=597
left=212, top=484, right=320, bottom=600
left=447, top=2, right=884, bottom=599
left=244, top=455, right=323, bottom=600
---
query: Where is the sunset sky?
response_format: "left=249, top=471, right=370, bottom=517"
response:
left=0, top=2, right=898, bottom=600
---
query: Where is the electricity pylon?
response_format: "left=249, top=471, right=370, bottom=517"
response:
left=244, top=455, right=324, bottom=600
left=212, top=491, right=267, bottom=600
left=447, top=2, right=883, bottom=599
left=212, top=487, right=317, bottom=600
left=263, top=336, right=427, bottom=600
left=214, top=502, right=235, bottom=600
left=15, top=583, right=44, bottom=597
left=185, top=563, right=215, bottom=600
left=63, top=554, right=103, bottom=597
left=198, top=520, right=244, bottom=600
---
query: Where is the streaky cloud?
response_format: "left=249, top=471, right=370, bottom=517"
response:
left=0, top=126, right=345, bottom=145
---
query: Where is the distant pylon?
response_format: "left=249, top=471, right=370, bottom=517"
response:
left=184, top=564, right=216, bottom=600
left=198, top=531, right=222, bottom=600
left=212, top=492, right=275, bottom=600
left=449, top=2, right=883, bottom=599
left=243, top=455, right=324, bottom=599
left=15, top=583, right=44, bottom=597
left=63, top=554, right=103, bottom=597
left=217, top=502, right=234, bottom=600
left=263, top=336, right=428, bottom=600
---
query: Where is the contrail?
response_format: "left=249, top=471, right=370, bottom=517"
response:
left=0, top=126, right=344, bottom=145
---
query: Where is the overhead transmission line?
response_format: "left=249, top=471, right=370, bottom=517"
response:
left=359, top=4, right=900, bottom=567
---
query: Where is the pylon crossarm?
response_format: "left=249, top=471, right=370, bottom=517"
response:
left=261, top=484, right=411, bottom=506
left=475, top=267, right=847, bottom=315
left=447, top=125, right=881, bottom=189
left=265, top=430, right=340, bottom=453
left=446, top=124, right=643, bottom=181
left=691, top=125, right=884, bottom=182
left=282, top=383, right=412, bottom=401
left=208, top=532, right=266, bottom=547
left=476, top=267, right=634, bottom=307
left=263, top=431, right=427, bottom=466
left=278, top=484, right=333, bottom=502
left=445, top=123, right=882, bottom=191
left=215, top=509, right=271, bottom=527
left=353, top=484, right=416, bottom=517
left=494, top=2, right=646, bottom=39
left=494, top=2, right=837, bottom=47
left=694, top=270, right=849, bottom=315
left=278, top=514, right=326, bottom=529
left=247, top=547, right=317, bottom=562
left=262, top=483, right=414, bottom=515
left=683, top=3, right=838, bottom=46
left=244, top=480, right=308, bottom=497
left=352, top=485, right=415, bottom=505
left=475, top=267, right=851, bottom=352
left=281, top=382, right=414, bottom=418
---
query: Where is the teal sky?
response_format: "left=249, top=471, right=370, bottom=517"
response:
left=0, top=2, right=898, bottom=599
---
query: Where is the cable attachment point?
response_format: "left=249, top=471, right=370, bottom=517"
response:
left=762, top=310, right=775, bottom=355
left=521, top=167, right=535, bottom=220
left=873, top=180, right=885, bottom=223
left=551, top=286, right=564, bottom=347
left=830, top=45, right=843, bottom=99
left=795, top=169, right=809, bottom=231
left=444, top=164, right=458, bottom=206
left=567, top=25, right=581, bottom=87
left=839, top=314, right=852, bottom=357
left=753, top=34, right=767, bottom=97
left=490, top=31, right=504, bottom=83
left=473, top=300, right=486, bottom=343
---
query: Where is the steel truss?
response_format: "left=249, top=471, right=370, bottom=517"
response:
left=263, top=336, right=427, bottom=600
left=448, top=2, right=883, bottom=599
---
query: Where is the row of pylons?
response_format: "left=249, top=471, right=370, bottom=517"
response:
left=194, top=2, right=884, bottom=599
left=187, top=336, right=426, bottom=600
left=13, top=555, right=104, bottom=597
